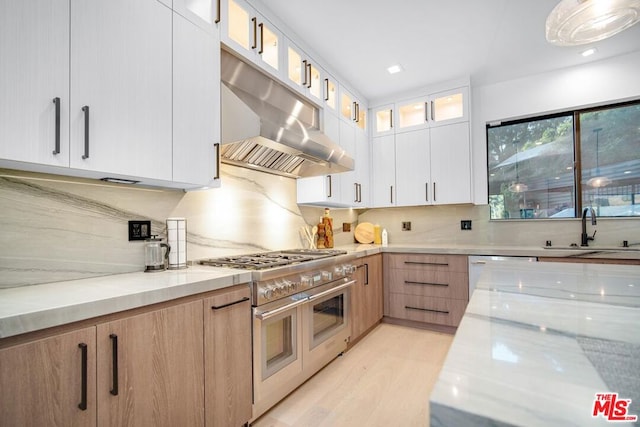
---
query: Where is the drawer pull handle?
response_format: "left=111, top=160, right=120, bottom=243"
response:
left=405, top=306, right=449, bottom=315
left=404, top=281, right=448, bottom=287
left=404, top=261, right=448, bottom=266
left=109, top=334, right=118, bottom=396
left=53, top=97, right=61, bottom=155
left=211, top=296, right=250, bottom=310
left=78, top=343, right=88, bottom=411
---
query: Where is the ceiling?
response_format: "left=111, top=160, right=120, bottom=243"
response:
left=252, top=0, right=640, bottom=103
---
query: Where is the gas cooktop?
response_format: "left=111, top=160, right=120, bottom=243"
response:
left=198, top=249, right=347, bottom=270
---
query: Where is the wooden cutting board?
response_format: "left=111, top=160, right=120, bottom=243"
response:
left=354, top=222, right=375, bottom=244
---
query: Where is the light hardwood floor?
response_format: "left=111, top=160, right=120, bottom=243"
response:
left=251, top=323, right=454, bottom=427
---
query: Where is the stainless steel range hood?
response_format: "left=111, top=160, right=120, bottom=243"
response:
left=220, top=50, right=354, bottom=178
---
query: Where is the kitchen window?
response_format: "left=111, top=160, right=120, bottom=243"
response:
left=487, top=100, right=640, bottom=219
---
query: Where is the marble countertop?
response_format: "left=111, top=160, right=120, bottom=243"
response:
left=339, top=243, right=640, bottom=260
left=0, top=266, right=251, bottom=339
left=429, top=261, right=640, bottom=426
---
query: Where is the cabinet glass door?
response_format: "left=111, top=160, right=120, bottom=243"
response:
left=374, top=105, right=393, bottom=134
left=287, top=46, right=302, bottom=86
left=325, top=78, right=337, bottom=111
left=356, top=105, right=366, bottom=131
left=308, top=63, right=321, bottom=100
left=433, top=93, right=463, bottom=122
left=398, top=99, right=427, bottom=130
left=430, top=87, right=468, bottom=125
left=227, top=0, right=250, bottom=50
left=259, top=21, right=279, bottom=71
left=341, top=92, right=353, bottom=122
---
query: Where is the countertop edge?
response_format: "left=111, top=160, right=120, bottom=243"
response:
left=0, top=269, right=252, bottom=339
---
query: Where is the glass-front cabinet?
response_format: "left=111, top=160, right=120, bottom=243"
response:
left=221, top=0, right=281, bottom=75
left=285, top=40, right=323, bottom=103
left=340, top=88, right=367, bottom=132
left=373, top=86, right=469, bottom=136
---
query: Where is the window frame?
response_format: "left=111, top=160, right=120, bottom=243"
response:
left=486, top=98, right=640, bottom=220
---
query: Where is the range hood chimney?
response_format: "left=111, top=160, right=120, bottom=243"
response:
left=220, top=49, right=354, bottom=178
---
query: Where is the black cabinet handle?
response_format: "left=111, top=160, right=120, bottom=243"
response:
left=302, top=60, right=308, bottom=86
left=354, top=183, right=358, bottom=203
left=214, top=142, right=220, bottom=180
left=251, top=17, right=257, bottom=49
left=426, top=182, right=429, bottom=201
left=390, top=109, right=393, bottom=129
left=211, top=296, right=250, bottom=310
left=109, top=334, right=118, bottom=396
left=78, top=343, right=88, bottom=411
left=324, top=78, right=329, bottom=101
left=404, top=261, right=448, bottom=266
left=405, top=306, right=449, bottom=315
left=433, top=182, right=436, bottom=202
left=425, top=102, right=429, bottom=122
left=390, top=185, right=393, bottom=204
left=214, top=0, right=220, bottom=23
left=364, top=263, right=369, bottom=285
left=431, top=100, right=435, bottom=121
left=404, top=280, right=448, bottom=287
left=81, top=106, right=89, bottom=159
left=307, top=63, right=312, bottom=89
left=258, top=22, right=264, bottom=55
left=53, top=97, right=61, bottom=155
left=327, top=175, right=332, bottom=198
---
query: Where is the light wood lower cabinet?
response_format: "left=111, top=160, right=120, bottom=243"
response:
left=96, top=300, right=205, bottom=427
left=0, top=327, right=97, bottom=426
left=204, top=286, right=252, bottom=427
left=351, top=254, right=383, bottom=342
left=384, top=253, right=469, bottom=328
left=0, top=285, right=252, bottom=427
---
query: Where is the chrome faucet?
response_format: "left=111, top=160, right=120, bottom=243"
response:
left=581, top=207, right=597, bottom=246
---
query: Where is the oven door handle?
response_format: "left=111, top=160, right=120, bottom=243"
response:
left=307, top=279, right=356, bottom=301
left=255, top=298, right=308, bottom=321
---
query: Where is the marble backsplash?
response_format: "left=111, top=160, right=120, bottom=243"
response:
left=1, top=165, right=637, bottom=288
left=0, top=166, right=357, bottom=288
left=358, top=204, right=640, bottom=248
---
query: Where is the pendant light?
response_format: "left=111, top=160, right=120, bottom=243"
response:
left=546, top=0, right=640, bottom=46
left=586, top=127, right=612, bottom=187
left=509, top=140, right=528, bottom=193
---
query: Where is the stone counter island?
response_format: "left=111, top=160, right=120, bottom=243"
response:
left=430, top=261, right=640, bottom=426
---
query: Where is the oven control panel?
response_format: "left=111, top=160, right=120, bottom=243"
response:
left=256, top=263, right=356, bottom=304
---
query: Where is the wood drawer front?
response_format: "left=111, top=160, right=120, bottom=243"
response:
left=388, top=294, right=467, bottom=327
left=388, top=270, right=468, bottom=300
left=386, top=254, right=468, bottom=272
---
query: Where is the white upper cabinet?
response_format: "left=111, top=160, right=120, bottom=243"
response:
left=172, top=12, right=221, bottom=187
left=369, top=82, right=472, bottom=207
left=1, top=0, right=221, bottom=189
left=370, top=135, right=396, bottom=208
left=395, top=129, right=430, bottom=206
left=70, top=0, right=173, bottom=181
left=373, top=86, right=469, bottom=137
left=174, top=0, right=221, bottom=32
left=221, top=0, right=281, bottom=76
left=0, top=0, right=70, bottom=168
left=429, top=122, right=471, bottom=204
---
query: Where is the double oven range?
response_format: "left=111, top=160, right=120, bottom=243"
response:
left=199, top=249, right=357, bottom=420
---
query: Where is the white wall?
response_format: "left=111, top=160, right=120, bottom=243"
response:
left=471, top=50, right=640, bottom=204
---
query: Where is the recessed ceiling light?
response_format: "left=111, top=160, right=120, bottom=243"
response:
left=581, top=47, right=597, bottom=57
left=387, top=64, right=403, bottom=74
